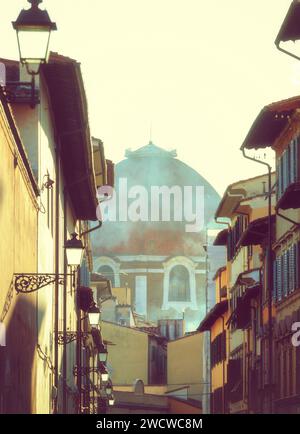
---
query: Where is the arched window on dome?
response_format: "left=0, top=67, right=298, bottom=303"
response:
left=98, top=265, right=115, bottom=288
left=168, top=265, right=191, bottom=302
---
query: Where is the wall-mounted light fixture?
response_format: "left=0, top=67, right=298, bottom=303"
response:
left=8, top=0, right=57, bottom=108
left=65, top=232, right=85, bottom=268
left=108, top=395, right=115, bottom=406
left=98, top=343, right=108, bottom=364
left=105, top=381, right=113, bottom=396
left=99, top=364, right=109, bottom=383
left=88, top=303, right=101, bottom=328
left=14, top=232, right=83, bottom=293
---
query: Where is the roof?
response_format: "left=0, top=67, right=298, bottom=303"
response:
left=102, top=320, right=167, bottom=340
left=241, top=95, right=300, bottom=150
left=275, top=1, right=300, bottom=44
left=167, top=330, right=201, bottom=343
left=92, top=141, right=221, bottom=256
left=215, top=187, right=246, bottom=219
left=238, top=215, right=275, bottom=247
left=212, top=266, right=226, bottom=281
left=197, top=300, right=228, bottom=332
left=215, top=173, right=275, bottom=219
left=213, top=229, right=228, bottom=246
left=41, top=52, right=98, bottom=220
left=125, top=141, right=177, bottom=159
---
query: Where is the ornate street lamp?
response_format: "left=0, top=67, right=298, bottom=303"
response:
left=98, top=343, right=108, bottom=363
left=275, top=0, right=300, bottom=60
left=12, top=0, right=57, bottom=75
left=105, top=381, right=113, bottom=396
left=8, top=0, right=57, bottom=108
left=108, top=395, right=115, bottom=406
left=88, top=304, right=101, bottom=328
left=99, top=364, right=109, bottom=383
left=65, top=233, right=85, bottom=267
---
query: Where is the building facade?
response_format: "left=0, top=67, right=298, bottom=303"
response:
left=242, top=95, right=300, bottom=414
left=0, top=52, right=111, bottom=414
left=199, top=173, right=276, bottom=413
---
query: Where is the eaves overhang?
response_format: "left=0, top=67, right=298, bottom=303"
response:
left=275, top=1, right=300, bottom=44
left=42, top=53, right=98, bottom=220
left=197, top=300, right=228, bottom=332
left=241, top=96, right=300, bottom=150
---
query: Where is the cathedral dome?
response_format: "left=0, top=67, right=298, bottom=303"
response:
left=92, top=142, right=220, bottom=256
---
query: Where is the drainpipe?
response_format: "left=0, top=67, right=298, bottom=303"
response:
left=222, top=315, right=226, bottom=414
left=54, top=139, right=60, bottom=414
left=77, top=268, right=82, bottom=414
left=63, top=192, right=67, bottom=414
left=241, top=146, right=273, bottom=414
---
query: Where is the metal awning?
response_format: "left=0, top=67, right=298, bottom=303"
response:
left=241, top=96, right=300, bottom=150
left=275, top=1, right=300, bottom=44
left=213, top=229, right=228, bottom=246
left=197, top=300, right=228, bottom=332
left=238, top=215, right=275, bottom=247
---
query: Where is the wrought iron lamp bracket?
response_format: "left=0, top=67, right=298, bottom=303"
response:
left=14, top=273, right=73, bottom=294
left=73, top=366, right=101, bottom=377
left=57, top=331, right=90, bottom=345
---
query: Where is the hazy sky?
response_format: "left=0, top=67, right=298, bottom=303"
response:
left=1, top=1, right=298, bottom=195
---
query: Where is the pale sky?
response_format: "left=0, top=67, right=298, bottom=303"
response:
left=1, top=0, right=299, bottom=196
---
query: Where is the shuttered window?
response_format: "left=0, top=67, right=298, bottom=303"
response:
left=283, top=251, right=289, bottom=298
left=277, top=137, right=300, bottom=200
left=273, top=259, right=277, bottom=301
left=289, top=244, right=296, bottom=294
left=227, top=216, right=248, bottom=261
left=276, top=255, right=282, bottom=302
left=211, top=331, right=226, bottom=368
left=274, top=242, right=300, bottom=302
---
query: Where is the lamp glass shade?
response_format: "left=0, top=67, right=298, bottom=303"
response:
left=88, top=305, right=101, bottom=327
left=99, top=352, right=108, bottom=363
left=99, top=346, right=108, bottom=363
left=65, top=233, right=84, bottom=267
left=106, top=385, right=113, bottom=395
left=108, top=396, right=115, bottom=406
left=66, top=246, right=84, bottom=267
left=13, top=1, right=57, bottom=68
left=101, top=373, right=109, bottom=383
left=16, top=27, right=51, bottom=65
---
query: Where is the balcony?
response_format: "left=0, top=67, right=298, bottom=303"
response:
left=4, top=81, right=39, bottom=105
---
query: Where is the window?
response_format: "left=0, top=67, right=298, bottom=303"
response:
left=277, top=340, right=297, bottom=399
left=227, top=215, right=248, bottom=261
left=273, top=242, right=300, bottom=302
left=211, top=331, right=226, bottom=368
left=135, top=276, right=147, bottom=316
left=98, top=265, right=115, bottom=287
left=168, top=265, right=190, bottom=302
left=277, top=137, right=300, bottom=200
